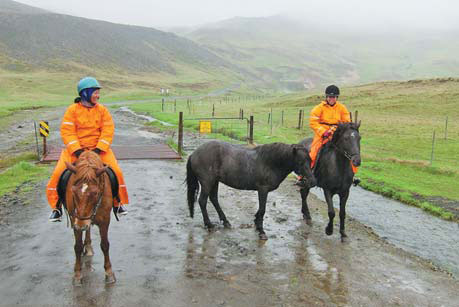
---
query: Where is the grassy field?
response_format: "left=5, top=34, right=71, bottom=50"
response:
left=0, top=65, right=235, bottom=119
left=128, top=78, right=459, bottom=220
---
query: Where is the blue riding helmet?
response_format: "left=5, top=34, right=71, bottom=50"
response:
left=77, top=77, right=101, bottom=95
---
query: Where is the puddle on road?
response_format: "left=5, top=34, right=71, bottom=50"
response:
left=118, top=107, right=174, bottom=126
left=311, top=187, right=459, bottom=277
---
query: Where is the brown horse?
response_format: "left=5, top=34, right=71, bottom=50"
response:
left=64, top=151, right=116, bottom=285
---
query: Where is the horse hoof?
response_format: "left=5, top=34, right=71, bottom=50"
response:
left=340, top=236, right=348, bottom=243
left=259, top=233, right=268, bottom=240
left=304, top=218, right=312, bottom=226
left=72, top=276, right=83, bottom=286
left=223, top=221, right=232, bottom=228
left=206, top=224, right=216, bottom=232
left=105, top=273, right=116, bottom=284
left=325, top=227, right=333, bottom=236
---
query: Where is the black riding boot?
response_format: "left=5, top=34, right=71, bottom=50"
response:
left=49, top=208, right=62, bottom=222
left=353, top=177, right=361, bottom=186
left=114, top=206, right=128, bottom=216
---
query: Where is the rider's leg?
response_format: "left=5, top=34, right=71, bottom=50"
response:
left=46, top=149, right=74, bottom=221
left=100, top=149, right=129, bottom=216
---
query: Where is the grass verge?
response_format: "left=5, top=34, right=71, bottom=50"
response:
left=0, top=160, right=50, bottom=198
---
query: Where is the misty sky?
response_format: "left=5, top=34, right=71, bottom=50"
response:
left=16, top=0, right=459, bottom=30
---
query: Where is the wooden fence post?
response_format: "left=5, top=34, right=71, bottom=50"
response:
left=178, top=112, right=183, bottom=155
left=297, top=110, right=302, bottom=129
left=430, top=130, right=436, bottom=165
left=249, top=116, right=254, bottom=144
left=270, top=108, right=273, bottom=135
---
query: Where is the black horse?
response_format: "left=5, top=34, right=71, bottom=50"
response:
left=186, top=141, right=316, bottom=240
left=299, top=122, right=361, bottom=240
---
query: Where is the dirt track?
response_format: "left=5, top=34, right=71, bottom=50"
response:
left=0, top=107, right=458, bottom=306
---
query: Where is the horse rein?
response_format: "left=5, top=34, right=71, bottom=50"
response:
left=330, top=140, right=356, bottom=161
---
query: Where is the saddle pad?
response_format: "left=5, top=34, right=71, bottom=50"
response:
left=57, top=166, right=120, bottom=208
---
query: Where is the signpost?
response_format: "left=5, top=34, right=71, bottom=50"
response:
left=39, top=121, right=49, bottom=156
left=199, top=121, right=212, bottom=134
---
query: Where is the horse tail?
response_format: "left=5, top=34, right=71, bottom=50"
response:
left=186, top=157, right=199, bottom=218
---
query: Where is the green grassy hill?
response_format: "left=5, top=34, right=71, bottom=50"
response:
left=0, top=0, right=244, bottom=116
left=0, top=1, right=235, bottom=74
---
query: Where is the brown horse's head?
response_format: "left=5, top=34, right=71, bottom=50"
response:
left=65, top=151, right=107, bottom=231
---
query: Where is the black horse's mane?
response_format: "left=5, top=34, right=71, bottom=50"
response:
left=255, top=142, right=294, bottom=164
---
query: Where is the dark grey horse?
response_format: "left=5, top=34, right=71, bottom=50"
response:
left=186, top=141, right=316, bottom=240
left=299, top=122, right=361, bottom=240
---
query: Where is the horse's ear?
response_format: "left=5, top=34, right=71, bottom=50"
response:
left=95, top=166, right=107, bottom=177
left=356, top=120, right=361, bottom=130
left=65, top=161, right=77, bottom=173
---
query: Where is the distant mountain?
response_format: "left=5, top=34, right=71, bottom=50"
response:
left=0, top=0, right=235, bottom=76
left=2, top=1, right=458, bottom=91
left=184, top=15, right=459, bottom=89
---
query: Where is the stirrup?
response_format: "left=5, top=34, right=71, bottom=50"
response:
left=48, top=208, right=62, bottom=222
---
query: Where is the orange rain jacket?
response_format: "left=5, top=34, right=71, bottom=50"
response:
left=46, top=103, right=129, bottom=208
left=309, top=101, right=357, bottom=172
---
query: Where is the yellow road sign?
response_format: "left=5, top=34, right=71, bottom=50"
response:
left=199, top=121, right=212, bottom=134
left=39, top=121, right=49, bottom=137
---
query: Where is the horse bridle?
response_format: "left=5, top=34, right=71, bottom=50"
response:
left=330, top=136, right=358, bottom=162
left=322, top=123, right=359, bottom=162
left=70, top=179, right=105, bottom=221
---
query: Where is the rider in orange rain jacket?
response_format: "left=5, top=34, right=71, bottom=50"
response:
left=46, top=77, right=129, bottom=222
left=304, top=85, right=360, bottom=185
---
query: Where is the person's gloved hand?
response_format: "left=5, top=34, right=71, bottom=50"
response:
left=323, top=130, right=332, bottom=138
left=92, top=148, right=102, bottom=155
left=74, top=149, right=84, bottom=158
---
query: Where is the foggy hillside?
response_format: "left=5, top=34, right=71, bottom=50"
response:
left=1, top=0, right=459, bottom=90
left=0, top=0, right=234, bottom=75
left=185, top=15, right=459, bottom=88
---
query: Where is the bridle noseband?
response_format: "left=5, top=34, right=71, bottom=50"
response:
left=330, top=130, right=359, bottom=162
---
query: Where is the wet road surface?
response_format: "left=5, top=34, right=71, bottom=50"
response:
left=312, top=187, right=459, bottom=278
left=0, top=108, right=458, bottom=306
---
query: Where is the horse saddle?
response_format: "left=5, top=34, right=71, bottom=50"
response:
left=57, top=166, right=120, bottom=209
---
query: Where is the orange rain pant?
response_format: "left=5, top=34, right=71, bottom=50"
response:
left=309, top=135, right=358, bottom=174
left=46, top=148, right=129, bottom=209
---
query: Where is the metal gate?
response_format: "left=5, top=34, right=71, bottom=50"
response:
left=180, top=116, right=252, bottom=152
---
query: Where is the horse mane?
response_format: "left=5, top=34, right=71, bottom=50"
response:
left=255, top=143, right=293, bottom=165
left=331, top=122, right=360, bottom=143
left=75, top=151, right=104, bottom=182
